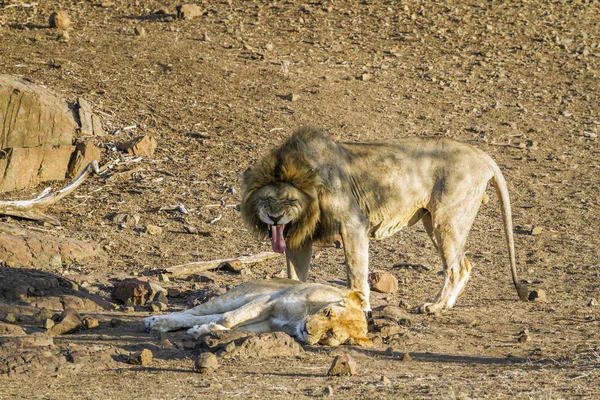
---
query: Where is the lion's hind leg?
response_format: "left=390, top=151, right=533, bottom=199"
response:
left=420, top=205, right=479, bottom=314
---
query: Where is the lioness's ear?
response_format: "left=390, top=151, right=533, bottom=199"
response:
left=346, top=291, right=366, bottom=308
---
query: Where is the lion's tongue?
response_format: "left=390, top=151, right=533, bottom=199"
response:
left=271, top=225, right=286, bottom=253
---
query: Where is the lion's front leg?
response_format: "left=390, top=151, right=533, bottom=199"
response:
left=285, top=241, right=312, bottom=281
left=340, top=221, right=371, bottom=312
left=144, top=312, right=223, bottom=332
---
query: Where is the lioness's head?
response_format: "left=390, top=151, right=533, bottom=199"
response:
left=241, top=147, right=321, bottom=253
left=304, top=291, right=372, bottom=347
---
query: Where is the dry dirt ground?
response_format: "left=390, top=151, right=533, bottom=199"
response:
left=1, top=0, right=599, bottom=398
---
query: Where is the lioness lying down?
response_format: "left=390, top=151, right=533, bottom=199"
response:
left=241, top=127, right=528, bottom=314
left=144, top=278, right=371, bottom=347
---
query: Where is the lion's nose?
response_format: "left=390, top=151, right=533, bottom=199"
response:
left=268, top=215, right=281, bottom=224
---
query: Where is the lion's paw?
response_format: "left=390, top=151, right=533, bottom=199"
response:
left=187, top=322, right=229, bottom=339
left=418, top=302, right=445, bottom=315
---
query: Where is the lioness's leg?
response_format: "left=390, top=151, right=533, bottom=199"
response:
left=285, top=241, right=312, bottom=281
left=340, top=221, right=371, bottom=311
left=421, top=211, right=439, bottom=251
left=144, top=313, right=223, bottom=332
left=422, top=204, right=480, bottom=314
left=187, top=295, right=275, bottom=338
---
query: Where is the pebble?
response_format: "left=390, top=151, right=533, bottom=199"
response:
left=195, top=352, right=218, bottom=374
left=369, top=271, right=399, bottom=294
left=128, top=348, right=153, bottom=366
left=281, top=93, right=299, bottom=102
left=176, top=4, right=203, bottom=20
left=49, top=11, right=71, bottom=30
left=322, top=386, right=334, bottom=397
left=380, top=375, right=391, bottom=385
left=530, top=226, right=543, bottom=236
left=588, top=298, right=597, bottom=307
left=134, top=26, right=146, bottom=37
left=401, top=352, right=412, bottom=362
left=47, top=308, right=82, bottom=335
left=145, top=224, right=162, bottom=235
left=528, top=289, right=547, bottom=302
left=110, top=318, right=124, bottom=328
left=123, top=306, right=135, bottom=313
left=82, top=317, right=99, bottom=329
left=200, top=33, right=211, bottom=41
left=327, top=354, right=357, bottom=376
left=358, top=72, right=372, bottom=81
left=518, top=329, right=531, bottom=343
left=5, top=313, right=16, bottom=323
left=265, top=42, right=274, bottom=51
left=42, top=318, right=55, bottom=330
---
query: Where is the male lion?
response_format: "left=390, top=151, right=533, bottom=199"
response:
left=241, top=127, right=528, bottom=314
left=144, top=278, right=371, bottom=347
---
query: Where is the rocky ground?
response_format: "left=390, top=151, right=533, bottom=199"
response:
left=0, top=0, right=599, bottom=398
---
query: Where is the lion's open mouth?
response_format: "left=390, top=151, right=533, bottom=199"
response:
left=268, top=224, right=288, bottom=253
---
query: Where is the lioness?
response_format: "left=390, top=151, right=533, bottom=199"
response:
left=241, top=127, right=528, bottom=314
left=144, top=278, right=371, bottom=346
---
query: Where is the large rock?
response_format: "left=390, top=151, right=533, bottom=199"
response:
left=0, top=74, right=103, bottom=192
left=0, top=223, right=102, bottom=269
left=113, top=278, right=152, bottom=305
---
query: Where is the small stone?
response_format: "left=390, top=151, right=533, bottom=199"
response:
left=100, top=0, right=115, bottom=7
left=265, top=42, right=274, bottom=51
left=42, top=319, right=55, bottom=330
left=128, top=348, right=153, bottom=366
left=49, top=11, right=71, bottom=30
left=281, top=93, right=299, bottom=102
left=118, top=135, right=158, bottom=157
left=167, top=287, right=183, bottom=297
left=82, top=317, right=99, bottom=329
left=401, top=352, right=412, bottom=362
left=380, top=375, right=391, bottom=385
left=322, top=386, right=334, bottom=397
left=194, top=352, right=218, bottom=374
left=369, top=271, right=399, bottom=294
left=148, top=301, right=168, bottom=312
left=530, top=226, right=543, bottom=236
left=200, top=33, right=211, bottom=41
left=134, top=26, right=146, bottom=37
left=110, top=318, right=124, bottom=328
left=380, top=305, right=411, bottom=325
left=518, top=329, right=531, bottom=343
left=123, top=306, right=135, bottom=313
left=588, top=298, right=597, bottom=307
left=4, top=313, right=16, bottom=323
left=176, top=4, right=203, bottom=20
left=57, top=30, right=70, bottom=42
left=158, top=273, right=170, bottom=283
left=528, top=289, right=547, bottom=303
left=358, top=72, right=372, bottom=81
left=47, top=309, right=82, bottom=335
left=145, top=224, right=162, bottom=235
left=113, top=277, right=152, bottom=305
left=327, top=354, right=357, bottom=376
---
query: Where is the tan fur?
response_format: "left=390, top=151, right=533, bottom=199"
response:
left=144, top=278, right=371, bottom=347
left=241, top=127, right=527, bottom=314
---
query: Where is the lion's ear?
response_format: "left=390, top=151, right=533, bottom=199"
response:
left=345, top=291, right=366, bottom=309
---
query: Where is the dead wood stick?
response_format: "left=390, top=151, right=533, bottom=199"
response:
left=0, top=160, right=102, bottom=225
left=164, top=251, right=281, bottom=277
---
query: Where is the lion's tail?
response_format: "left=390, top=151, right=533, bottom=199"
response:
left=489, top=160, right=529, bottom=302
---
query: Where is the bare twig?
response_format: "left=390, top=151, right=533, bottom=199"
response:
left=164, top=251, right=281, bottom=277
left=0, top=160, right=102, bottom=225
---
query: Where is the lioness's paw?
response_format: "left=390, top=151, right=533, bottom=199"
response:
left=187, top=322, right=229, bottom=339
left=144, top=316, right=171, bottom=332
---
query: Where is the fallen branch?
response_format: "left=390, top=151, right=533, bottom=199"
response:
left=0, top=160, right=103, bottom=225
left=164, top=251, right=281, bottom=277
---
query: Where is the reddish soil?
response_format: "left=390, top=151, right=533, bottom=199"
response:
left=0, top=0, right=599, bottom=398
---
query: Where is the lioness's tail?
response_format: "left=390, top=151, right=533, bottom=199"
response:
left=489, top=160, right=529, bottom=302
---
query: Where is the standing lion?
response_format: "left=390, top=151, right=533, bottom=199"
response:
left=241, top=127, right=528, bottom=313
